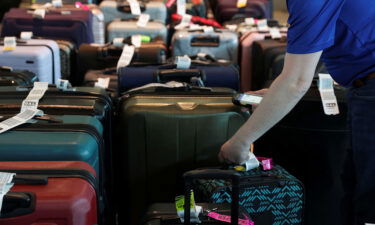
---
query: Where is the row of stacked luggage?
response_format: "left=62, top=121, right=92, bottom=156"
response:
left=0, top=0, right=350, bottom=225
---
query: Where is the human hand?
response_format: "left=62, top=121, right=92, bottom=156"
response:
left=218, top=138, right=252, bottom=165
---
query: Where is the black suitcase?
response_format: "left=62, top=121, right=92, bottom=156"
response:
left=143, top=169, right=252, bottom=225
left=254, top=81, right=350, bottom=225
left=0, top=66, right=38, bottom=86
left=83, top=67, right=119, bottom=99
left=116, top=85, right=249, bottom=225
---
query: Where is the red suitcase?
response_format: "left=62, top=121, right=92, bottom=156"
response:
left=0, top=161, right=98, bottom=225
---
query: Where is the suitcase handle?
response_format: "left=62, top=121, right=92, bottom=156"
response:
left=0, top=78, right=17, bottom=86
left=183, top=169, right=240, bottom=225
left=1, top=192, right=36, bottom=218
left=117, top=2, right=146, bottom=13
left=155, top=69, right=206, bottom=84
left=13, top=175, right=49, bottom=185
left=190, top=36, right=220, bottom=47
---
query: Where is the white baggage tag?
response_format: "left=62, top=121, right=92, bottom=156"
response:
left=225, top=24, right=237, bottom=31
left=20, top=32, right=33, bottom=40
left=237, top=0, right=247, bottom=8
left=33, top=9, right=46, bottom=19
left=21, top=82, right=49, bottom=112
left=0, top=172, right=16, bottom=184
left=3, top=37, right=16, bottom=51
left=56, top=79, right=72, bottom=91
left=0, top=109, right=41, bottom=134
left=131, top=35, right=142, bottom=47
left=245, top=17, right=255, bottom=25
left=137, top=14, right=150, bottom=28
left=94, top=77, right=111, bottom=89
left=257, top=19, right=269, bottom=32
left=203, top=26, right=214, bottom=33
left=177, top=0, right=186, bottom=15
left=318, top=73, right=340, bottom=115
left=41, top=3, right=53, bottom=9
left=175, top=14, right=192, bottom=30
left=269, top=27, right=282, bottom=39
left=0, top=172, right=16, bottom=214
left=175, top=55, right=191, bottom=69
left=117, top=45, right=135, bottom=72
left=52, top=0, right=63, bottom=8
left=113, top=38, right=125, bottom=47
left=128, top=0, right=141, bottom=15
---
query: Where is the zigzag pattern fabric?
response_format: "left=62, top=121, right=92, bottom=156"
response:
left=194, top=165, right=304, bottom=225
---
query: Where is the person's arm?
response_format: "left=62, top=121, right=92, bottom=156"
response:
left=219, top=51, right=322, bottom=164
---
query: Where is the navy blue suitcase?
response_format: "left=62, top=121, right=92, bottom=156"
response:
left=118, top=57, right=239, bottom=93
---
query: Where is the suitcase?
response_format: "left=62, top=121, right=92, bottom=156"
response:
left=0, top=38, right=61, bottom=84
left=118, top=56, right=240, bottom=92
left=55, top=39, right=77, bottom=80
left=0, top=0, right=21, bottom=22
left=117, top=86, right=250, bottom=224
left=1, top=8, right=94, bottom=47
left=100, top=0, right=167, bottom=24
left=0, top=66, right=38, bottom=86
left=77, top=40, right=167, bottom=85
left=171, top=14, right=223, bottom=29
left=166, top=0, right=207, bottom=18
left=194, top=165, right=304, bottom=225
left=107, top=19, right=168, bottom=43
left=29, top=3, right=106, bottom=45
left=213, top=0, right=272, bottom=23
left=84, top=68, right=119, bottom=99
left=254, top=82, right=350, bottom=225
left=171, top=28, right=238, bottom=64
left=0, top=161, right=99, bottom=225
left=32, top=0, right=98, bottom=4
left=143, top=169, right=250, bottom=225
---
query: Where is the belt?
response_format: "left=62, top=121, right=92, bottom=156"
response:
left=353, top=72, right=375, bottom=88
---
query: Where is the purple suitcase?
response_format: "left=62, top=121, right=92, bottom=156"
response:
left=1, top=8, right=94, bottom=47
left=214, top=0, right=272, bottom=23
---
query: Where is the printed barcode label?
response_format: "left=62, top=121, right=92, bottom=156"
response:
left=137, top=14, right=150, bottom=27
left=177, top=0, right=186, bottom=15
left=131, top=35, right=142, bottom=47
left=3, top=37, right=16, bottom=51
left=128, top=0, right=141, bottom=15
left=33, top=9, right=46, bottom=19
left=318, top=73, right=339, bottom=115
left=117, top=45, right=135, bottom=71
left=52, top=0, right=63, bottom=8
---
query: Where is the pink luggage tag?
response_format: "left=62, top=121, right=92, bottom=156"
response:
left=257, top=157, right=273, bottom=170
left=75, top=2, right=90, bottom=10
left=207, top=212, right=254, bottom=225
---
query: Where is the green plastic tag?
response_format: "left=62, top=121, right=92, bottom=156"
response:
left=140, top=35, right=151, bottom=43
left=175, top=191, right=196, bottom=212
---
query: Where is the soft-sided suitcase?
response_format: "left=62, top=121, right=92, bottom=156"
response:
left=1, top=8, right=94, bottom=47
left=214, top=0, right=272, bottom=23
left=107, top=19, right=168, bottom=43
left=100, top=0, right=167, bottom=24
left=118, top=56, right=240, bottom=92
left=0, top=66, right=38, bottom=86
left=77, top=40, right=167, bottom=85
left=171, top=29, right=238, bottom=64
left=0, top=161, right=98, bottom=225
left=254, top=82, right=350, bottom=225
left=194, top=165, right=304, bottom=225
left=0, top=38, right=61, bottom=84
left=143, top=169, right=250, bottom=225
left=117, top=86, right=250, bottom=224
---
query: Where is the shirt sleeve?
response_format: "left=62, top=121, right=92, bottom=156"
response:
left=286, top=0, right=346, bottom=54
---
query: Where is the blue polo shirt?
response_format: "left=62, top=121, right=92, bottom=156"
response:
left=286, top=0, right=375, bottom=87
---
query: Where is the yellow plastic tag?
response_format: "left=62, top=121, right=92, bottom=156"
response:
left=175, top=191, right=195, bottom=212
left=237, top=0, right=247, bottom=8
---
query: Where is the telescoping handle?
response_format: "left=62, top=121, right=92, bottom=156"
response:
left=117, top=1, right=146, bottom=13
left=155, top=69, right=206, bottom=84
left=183, top=169, right=240, bottom=225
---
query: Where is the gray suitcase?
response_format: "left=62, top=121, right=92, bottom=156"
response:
left=171, top=28, right=239, bottom=64
left=0, top=38, right=61, bottom=84
left=107, top=19, right=168, bottom=43
left=100, top=0, right=167, bottom=24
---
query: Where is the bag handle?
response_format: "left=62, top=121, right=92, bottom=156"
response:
left=154, top=69, right=206, bottom=86
left=1, top=192, right=36, bottom=218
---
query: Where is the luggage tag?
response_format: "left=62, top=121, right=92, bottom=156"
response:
left=52, top=0, right=63, bottom=8
left=177, top=0, right=186, bottom=15
left=207, top=211, right=254, bottom=225
left=269, top=27, right=282, bottom=39
left=117, top=45, right=135, bottom=72
left=233, top=152, right=260, bottom=172
left=256, top=19, right=269, bottom=32
left=94, top=77, right=111, bottom=89
left=127, top=0, right=141, bottom=15
left=175, top=14, right=192, bottom=30
left=131, top=35, right=142, bottom=47
left=56, top=79, right=74, bottom=91
left=3, top=37, right=17, bottom=51
left=225, top=24, right=238, bottom=31
left=20, top=32, right=33, bottom=41
left=237, top=0, right=247, bottom=8
left=175, top=191, right=202, bottom=223
left=21, top=82, right=49, bottom=112
left=137, top=14, right=150, bottom=28
left=203, top=26, right=214, bottom=33
left=33, top=8, right=46, bottom=19
left=245, top=18, right=255, bottom=26
left=175, top=55, right=191, bottom=69
left=0, top=172, right=16, bottom=213
left=113, top=38, right=125, bottom=47
left=318, top=73, right=340, bottom=115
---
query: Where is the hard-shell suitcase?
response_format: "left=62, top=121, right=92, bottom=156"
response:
left=171, top=29, right=238, bottom=64
left=0, top=161, right=98, bottom=225
left=254, top=82, right=350, bottom=225
left=117, top=86, right=249, bottom=224
left=214, top=0, right=272, bottom=23
left=0, top=38, right=61, bottom=84
left=107, top=19, right=168, bottom=43
left=77, top=40, right=167, bottom=85
left=171, top=14, right=223, bottom=29
left=84, top=68, right=119, bottom=99
left=100, top=0, right=167, bottom=24
left=118, top=56, right=240, bottom=92
left=143, top=169, right=250, bottom=225
left=194, top=165, right=304, bottom=225
left=1, top=8, right=94, bottom=47
left=0, top=66, right=38, bottom=86
left=166, top=0, right=207, bottom=18
left=55, top=39, right=77, bottom=80
left=32, top=0, right=98, bottom=4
